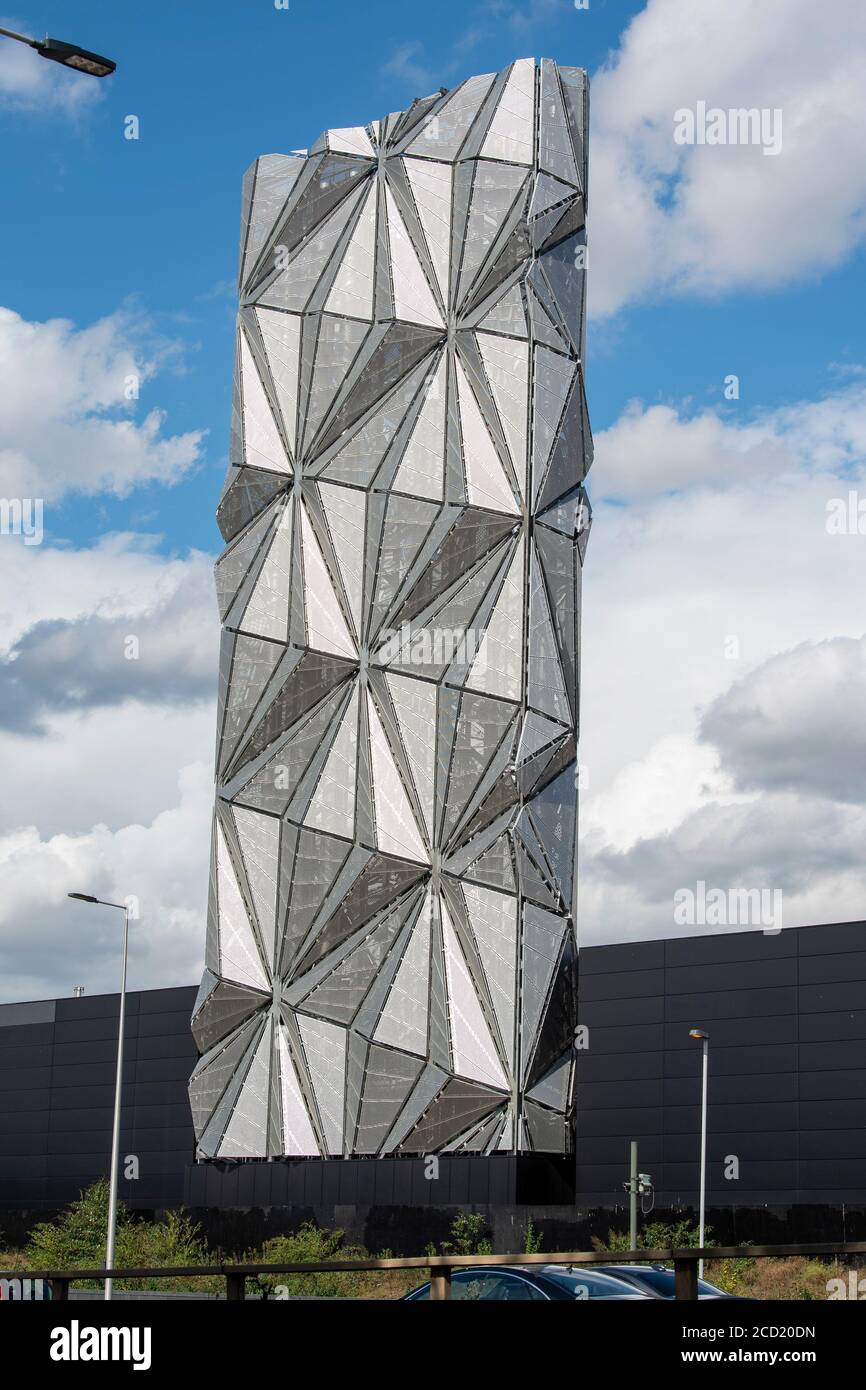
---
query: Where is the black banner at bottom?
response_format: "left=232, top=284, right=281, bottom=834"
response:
left=2, top=1294, right=859, bottom=1376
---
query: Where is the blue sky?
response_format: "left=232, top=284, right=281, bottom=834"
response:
left=5, top=0, right=863, bottom=554
left=0, top=0, right=640, bottom=552
left=1, top=0, right=866, bottom=999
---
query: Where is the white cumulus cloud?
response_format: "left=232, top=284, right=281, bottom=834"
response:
left=579, top=377, right=866, bottom=942
left=589, top=0, right=866, bottom=316
left=0, top=306, right=205, bottom=500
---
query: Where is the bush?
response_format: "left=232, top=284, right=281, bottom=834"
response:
left=427, top=1212, right=492, bottom=1258
left=592, top=1220, right=712, bottom=1254
left=24, top=1192, right=393, bottom=1297
left=524, top=1218, right=543, bottom=1254
left=248, top=1223, right=368, bottom=1299
left=28, top=1181, right=120, bottom=1283
left=26, top=1181, right=218, bottom=1292
left=705, top=1254, right=756, bottom=1295
left=115, top=1208, right=215, bottom=1291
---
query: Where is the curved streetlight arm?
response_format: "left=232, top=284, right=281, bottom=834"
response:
left=68, top=893, right=128, bottom=913
left=0, top=25, right=37, bottom=46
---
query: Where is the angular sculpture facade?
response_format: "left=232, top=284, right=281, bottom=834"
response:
left=190, top=57, right=592, bottom=1158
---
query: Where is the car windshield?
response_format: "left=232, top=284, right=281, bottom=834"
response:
left=408, top=1271, right=548, bottom=1300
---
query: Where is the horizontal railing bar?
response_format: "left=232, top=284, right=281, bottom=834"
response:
left=679, top=1243, right=866, bottom=1259
left=4, top=1242, right=866, bottom=1282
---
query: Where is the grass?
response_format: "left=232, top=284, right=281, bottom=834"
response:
left=706, top=1255, right=861, bottom=1300
left=592, top=1224, right=865, bottom=1300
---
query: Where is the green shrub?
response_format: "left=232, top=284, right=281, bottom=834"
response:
left=28, top=1181, right=119, bottom=1283
left=432, top=1212, right=493, bottom=1257
left=25, top=1181, right=218, bottom=1292
left=706, top=1254, right=756, bottom=1294
left=524, top=1218, right=543, bottom=1254
left=592, top=1220, right=713, bottom=1254
left=115, top=1208, right=215, bottom=1291
left=248, top=1222, right=368, bottom=1298
left=24, top=1191, right=384, bottom=1297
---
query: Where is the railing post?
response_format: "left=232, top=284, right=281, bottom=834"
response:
left=50, top=1278, right=70, bottom=1301
left=674, top=1257, right=698, bottom=1300
left=226, top=1273, right=246, bottom=1301
left=430, top=1265, right=452, bottom=1300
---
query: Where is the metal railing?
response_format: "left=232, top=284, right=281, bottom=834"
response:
left=4, top=1241, right=866, bottom=1301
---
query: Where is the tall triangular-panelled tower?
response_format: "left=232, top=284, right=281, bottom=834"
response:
left=190, top=58, right=592, bottom=1164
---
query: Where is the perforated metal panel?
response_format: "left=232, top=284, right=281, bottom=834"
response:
left=191, top=58, right=592, bottom=1156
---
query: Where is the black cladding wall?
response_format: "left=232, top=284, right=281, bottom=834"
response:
left=576, top=920, right=866, bottom=1207
left=1, top=921, right=865, bottom=1215
left=0, top=985, right=198, bottom=1211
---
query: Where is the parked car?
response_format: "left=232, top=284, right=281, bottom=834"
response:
left=403, top=1266, right=651, bottom=1300
left=593, top=1263, right=740, bottom=1299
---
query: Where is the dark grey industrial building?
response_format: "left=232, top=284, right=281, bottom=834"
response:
left=576, top=919, right=866, bottom=1211
left=0, top=986, right=196, bottom=1213
left=1, top=920, right=864, bottom=1246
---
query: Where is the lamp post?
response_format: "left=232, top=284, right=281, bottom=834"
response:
left=689, top=1028, right=709, bottom=1279
left=68, top=893, right=131, bottom=1300
left=0, top=25, right=115, bottom=76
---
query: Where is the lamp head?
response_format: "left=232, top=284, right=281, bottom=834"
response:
left=36, top=37, right=115, bottom=77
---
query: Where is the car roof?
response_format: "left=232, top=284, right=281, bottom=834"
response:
left=539, top=1265, right=652, bottom=1287
left=453, top=1266, right=643, bottom=1288
left=461, top=1267, right=653, bottom=1299
left=406, top=1267, right=651, bottom=1300
left=594, top=1264, right=727, bottom=1291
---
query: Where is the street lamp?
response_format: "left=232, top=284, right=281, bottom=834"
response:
left=0, top=26, right=116, bottom=77
left=689, top=1028, right=709, bottom=1279
left=68, top=892, right=131, bottom=1300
